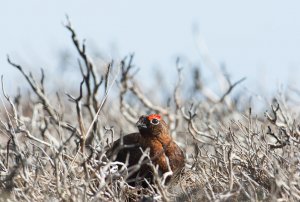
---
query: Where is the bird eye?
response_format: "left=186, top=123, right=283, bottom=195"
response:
left=150, top=118, right=159, bottom=125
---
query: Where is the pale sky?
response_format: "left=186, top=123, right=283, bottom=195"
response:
left=1, top=1, right=300, bottom=94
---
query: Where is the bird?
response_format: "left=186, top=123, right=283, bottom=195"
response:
left=107, top=114, right=185, bottom=186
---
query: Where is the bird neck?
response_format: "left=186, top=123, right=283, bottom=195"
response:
left=143, top=132, right=171, bottom=144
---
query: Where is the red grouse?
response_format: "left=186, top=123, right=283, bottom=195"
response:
left=107, top=114, right=185, bottom=186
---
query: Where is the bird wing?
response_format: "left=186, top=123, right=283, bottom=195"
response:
left=106, top=132, right=143, bottom=167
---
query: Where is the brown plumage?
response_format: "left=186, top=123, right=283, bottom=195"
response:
left=107, top=114, right=185, bottom=186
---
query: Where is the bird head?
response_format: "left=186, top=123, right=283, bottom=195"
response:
left=136, top=114, right=169, bottom=137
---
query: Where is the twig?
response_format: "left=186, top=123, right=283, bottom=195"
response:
left=219, top=77, right=246, bottom=103
left=7, top=56, right=79, bottom=134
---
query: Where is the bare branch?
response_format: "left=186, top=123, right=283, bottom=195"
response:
left=219, top=77, right=246, bottom=103
left=7, top=56, right=78, bottom=134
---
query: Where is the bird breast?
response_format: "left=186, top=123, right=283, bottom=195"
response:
left=141, top=136, right=184, bottom=174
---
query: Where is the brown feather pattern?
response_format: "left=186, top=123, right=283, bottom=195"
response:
left=106, top=114, right=185, bottom=186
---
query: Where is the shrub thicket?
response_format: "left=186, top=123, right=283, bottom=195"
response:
left=0, top=20, right=299, bottom=202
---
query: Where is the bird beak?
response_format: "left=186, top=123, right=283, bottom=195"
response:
left=136, top=116, right=147, bottom=129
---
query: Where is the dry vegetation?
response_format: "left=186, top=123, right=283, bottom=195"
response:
left=0, top=19, right=300, bottom=202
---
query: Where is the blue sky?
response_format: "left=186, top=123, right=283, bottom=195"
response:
left=1, top=1, right=300, bottom=94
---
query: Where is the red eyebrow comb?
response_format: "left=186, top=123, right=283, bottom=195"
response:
left=147, top=114, right=161, bottom=120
